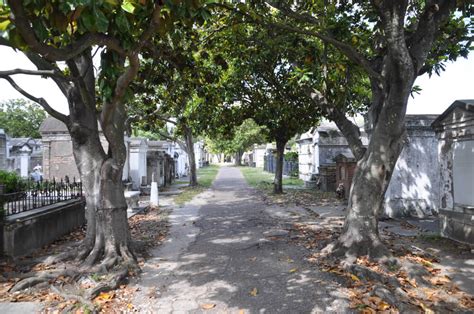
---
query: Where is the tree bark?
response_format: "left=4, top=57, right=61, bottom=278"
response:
left=318, top=0, right=459, bottom=262
left=184, top=126, right=198, bottom=187
left=63, top=51, right=134, bottom=268
left=273, top=139, right=286, bottom=194
left=327, top=48, right=416, bottom=262
left=234, top=150, right=243, bottom=166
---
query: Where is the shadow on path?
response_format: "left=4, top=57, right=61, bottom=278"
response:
left=133, top=166, right=349, bottom=313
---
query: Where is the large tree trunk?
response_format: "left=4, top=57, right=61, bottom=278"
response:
left=234, top=150, right=243, bottom=166
left=320, top=1, right=455, bottom=262
left=70, top=130, right=105, bottom=250
left=184, top=126, right=198, bottom=187
left=84, top=157, right=132, bottom=267
left=64, top=51, right=134, bottom=268
left=273, top=139, right=286, bottom=194
left=328, top=121, right=407, bottom=260
left=327, top=47, right=416, bottom=261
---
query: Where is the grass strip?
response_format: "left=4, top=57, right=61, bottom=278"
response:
left=174, top=164, right=220, bottom=205
left=238, top=166, right=304, bottom=190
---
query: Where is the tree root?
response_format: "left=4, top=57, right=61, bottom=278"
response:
left=322, top=237, right=391, bottom=265
left=346, top=264, right=400, bottom=288
left=10, top=262, right=134, bottom=302
left=50, top=285, right=95, bottom=310
left=86, top=266, right=130, bottom=300
left=43, top=250, right=79, bottom=266
left=9, top=269, right=79, bottom=293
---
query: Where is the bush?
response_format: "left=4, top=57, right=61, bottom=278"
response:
left=0, top=170, right=23, bottom=193
left=284, top=151, right=298, bottom=162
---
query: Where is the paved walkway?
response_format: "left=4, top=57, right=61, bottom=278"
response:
left=133, top=166, right=348, bottom=313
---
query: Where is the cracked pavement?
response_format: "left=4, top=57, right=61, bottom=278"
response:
left=132, top=166, right=349, bottom=313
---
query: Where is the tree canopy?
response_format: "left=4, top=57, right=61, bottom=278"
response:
left=206, top=118, right=267, bottom=162
left=0, top=99, right=46, bottom=138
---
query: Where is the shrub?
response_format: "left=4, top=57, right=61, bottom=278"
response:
left=0, top=170, right=23, bottom=193
left=284, top=151, right=298, bottom=161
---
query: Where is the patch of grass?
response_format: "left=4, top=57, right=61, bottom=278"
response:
left=174, top=186, right=205, bottom=205
left=173, top=164, right=220, bottom=205
left=238, top=166, right=303, bottom=189
left=283, top=177, right=304, bottom=186
left=174, top=180, right=189, bottom=184
left=90, top=273, right=103, bottom=282
left=196, top=164, right=220, bottom=188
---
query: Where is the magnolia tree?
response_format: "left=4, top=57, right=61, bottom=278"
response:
left=206, top=119, right=267, bottom=165
left=0, top=99, right=46, bottom=138
left=0, top=0, right=209, bottom=294
left=130, top=24, right=231, bottom=186
left=258, top=0, right=473, bottom=260
left=207, top=18, right=327, bottom=193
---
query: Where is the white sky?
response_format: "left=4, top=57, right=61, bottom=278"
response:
left=0, top=45, right=473, bottom=116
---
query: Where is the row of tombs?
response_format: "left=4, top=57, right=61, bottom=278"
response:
left=0, top=117, right=209, bottom=257
left=38, top=117, right=209, bottom=191
left=291, top=100, right=472, bottom=244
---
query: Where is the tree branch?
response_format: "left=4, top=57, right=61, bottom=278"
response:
left=133, top=5, right=162, bottom=54
left=101, top=3, right=163, bottom=132
left=25, top=52, right=72, bottom=97
left=258, top=2, right=382, bottom=82
left=156, top=130, right=187, bottom=152
left=0, top=68, right=62, bottom=77
left=9, top=2, right=126, bottom=61
left=308, top=89, right=366, bottom=160
left=407, top=1, right=458, bottom=74
left=0, top=75, right=69, bottom=123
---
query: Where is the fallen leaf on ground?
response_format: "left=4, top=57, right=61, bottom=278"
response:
left=95, top=291, right=114, bottom=302
left=430, top=275, right=451, bottom=286
left=419, top=302, right=434, bottom=314
left=350, top=274, right=360, bottom=282
left=377, top=301, right=390, bottom=310
left=289, top=268, right=298, bottom=273
left=249, top=288, right=258, bottom=297
left=201, top=303, right=216, bottom=310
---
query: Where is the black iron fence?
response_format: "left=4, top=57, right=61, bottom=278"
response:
left=1, top=177, right=83, bottom=216
left=263, top=154, right=299, bottom=177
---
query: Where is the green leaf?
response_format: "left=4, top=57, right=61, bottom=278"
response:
left=94, top=8, right=109, bottom=32
left=121, top=0, right=135, bottom=14
left=115, top=11, right=130, bottom=32
left=32, top=20, right=49, bottom=41
left=105, top=0, right=119, bottom=5
left=80, top=10, right=95, bottom=31
left=0, top=18, right=9, bottom=31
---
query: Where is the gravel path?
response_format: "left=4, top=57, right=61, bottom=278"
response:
left=133, top=166, right=348, bottom=313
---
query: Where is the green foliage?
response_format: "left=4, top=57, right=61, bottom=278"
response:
left=284, top=152, right=298, bottom=162
left=0, top=99, right=46, bottom=138
left=0, top=170, right=23, bottom=193
left=206, top=119, right=267, bottom=155
left=130, top=21, right=233, bottom=141
left=238, top=166, right=304, bottom=189
left=204, top=12, right=327, bottom=145
left=0, top=1, right=212, bottom=110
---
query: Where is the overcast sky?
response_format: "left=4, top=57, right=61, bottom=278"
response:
left=0, top=46, right=472, bottom=116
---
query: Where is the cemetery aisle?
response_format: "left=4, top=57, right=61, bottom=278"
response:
left=132, top=166, right=349, bottom=312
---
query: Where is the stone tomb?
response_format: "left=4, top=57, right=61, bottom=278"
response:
left=384, top=115, right=440, bottom=217
left=297, top=116, right=440, bottom=218
left=334, top=153, right=357, bottom=199
left=432, top=99, right=474, bottom=244
left=40, top=117, right=176, bottom=190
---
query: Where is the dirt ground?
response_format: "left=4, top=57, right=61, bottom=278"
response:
left=0, top=206, right=170, bottom=313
